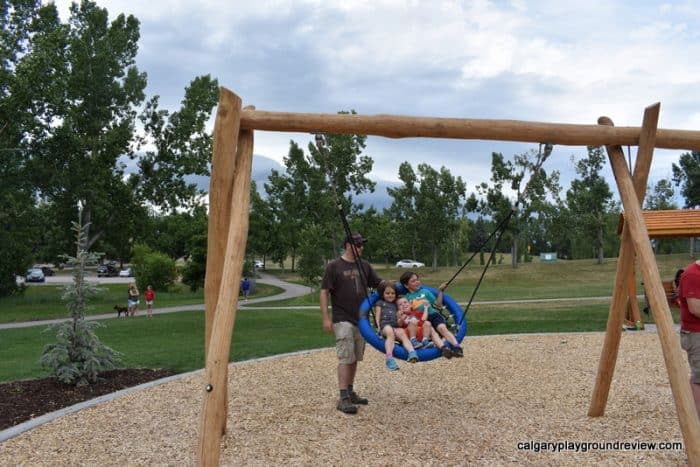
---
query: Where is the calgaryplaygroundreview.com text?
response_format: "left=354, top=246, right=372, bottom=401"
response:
left=517, top=440, right=683, bottom=453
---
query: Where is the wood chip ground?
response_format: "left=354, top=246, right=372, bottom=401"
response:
left=0, top=332, right=691, bottom=466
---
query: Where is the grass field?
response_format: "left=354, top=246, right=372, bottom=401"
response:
left=0, top=282, right=281, bottom=323
left=0, top=253, right=692, bottom=382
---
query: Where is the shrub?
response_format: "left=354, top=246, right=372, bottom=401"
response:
left=131, top=243, right=177, bottom=291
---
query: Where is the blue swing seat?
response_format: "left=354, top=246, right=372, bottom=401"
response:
left=358, top=283, right=467, bottom=362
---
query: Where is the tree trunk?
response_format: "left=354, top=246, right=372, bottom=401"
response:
left=597, top=224, right=604, bottom=264
left=691, top=237, right=697, bottom=258
left=511, top=238, right=519, bottom=269
left=432, top=245, right=438, bottom=271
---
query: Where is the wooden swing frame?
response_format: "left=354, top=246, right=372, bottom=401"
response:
left=197, top=88, right=700, bottom=466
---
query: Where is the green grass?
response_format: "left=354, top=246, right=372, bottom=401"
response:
left=0, top=309, right=334, bottom=382
left=256, top=253, right=694, bottom=306
left=0, top=282, right=281, bottom=323
left=0, top=253, right=691, bottom=383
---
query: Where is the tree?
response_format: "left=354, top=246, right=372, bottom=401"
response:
left=40, top=212, right=120, bottom=386
left=672, top=151, right=700, bottom=208
left=262, top=123, right=374, bottom=270
left=471, top=148, right=560, bottom=268
left=247, top=181, right=278, bottom=267
left=136, top=75, right=219, bottom=212
left=24, top=0, right=146, bottom=251
left=0, top=1, right=58, bottom=295
left=387, top=162, right=420, bottom=259
left=645, top=178, right=677, bottom=210
left=566, top=146, right=615, bottom=264
left=388, top=162, right=466, bottom=270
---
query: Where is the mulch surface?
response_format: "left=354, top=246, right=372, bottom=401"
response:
left=0, top=368, right=176, bottom=431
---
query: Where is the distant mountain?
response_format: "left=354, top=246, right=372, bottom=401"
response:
left=188, top=155, right=397, bottom=211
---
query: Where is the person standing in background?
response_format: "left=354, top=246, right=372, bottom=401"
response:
left=678, top=259, right=700, bottom=420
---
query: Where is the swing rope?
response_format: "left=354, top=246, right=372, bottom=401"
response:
left=315, top=134, right=374, bottom=321
left=450, top=143, right=555, bottom=328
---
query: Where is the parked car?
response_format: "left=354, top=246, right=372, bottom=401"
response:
left=395, top=259, right=425, bottom=268
left=254, top=260, right=264, bottom=269
left=97, top=264, right=119, bottom=277
left=40, top=266, right=55, bottom=277
left=118, top=267, right=133, bottom=278
left=25, top=268, right=46, bottom=283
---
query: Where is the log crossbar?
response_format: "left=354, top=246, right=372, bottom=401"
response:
left=240, top=109, right=700, bottom=150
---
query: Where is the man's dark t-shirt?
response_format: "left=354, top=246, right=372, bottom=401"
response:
left=321, top=257, right=381, bottom=325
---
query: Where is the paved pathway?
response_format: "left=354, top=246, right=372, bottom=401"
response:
left=0, top=273, right=313, bottom=330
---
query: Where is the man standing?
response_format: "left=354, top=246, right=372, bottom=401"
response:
left=678, top=259, right=700, bottom=420
left=320, top=233, right=382, bottom=414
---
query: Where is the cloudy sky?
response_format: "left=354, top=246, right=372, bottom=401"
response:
left=50, top=0, right=700, bottom=206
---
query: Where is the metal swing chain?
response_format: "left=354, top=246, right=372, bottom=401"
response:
left=314, top=134, right=374, bottom=322
left=450, top=143, right=555, bottom=326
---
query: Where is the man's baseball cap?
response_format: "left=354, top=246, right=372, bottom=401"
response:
left=344, top=232, right=367, bottom=245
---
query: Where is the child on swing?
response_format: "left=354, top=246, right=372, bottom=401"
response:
left=397, top=295, right=453, bottom=359
left=400, top=271, right=464, bottom=358
left=374, top=281, right=419, bottom=370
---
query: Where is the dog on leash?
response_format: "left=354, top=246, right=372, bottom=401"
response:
left=114, top=305, right=129, bottom=318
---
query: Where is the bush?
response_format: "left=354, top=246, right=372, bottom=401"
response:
left=181, top=233, right=206, bottom=292
left=131, top=244, right=177, bottom=291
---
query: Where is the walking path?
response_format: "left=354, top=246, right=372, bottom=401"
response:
left=0, top=272, right=312, bottom=330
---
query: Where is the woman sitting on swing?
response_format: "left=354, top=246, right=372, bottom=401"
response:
left=400, top=271, right=464, bottom=357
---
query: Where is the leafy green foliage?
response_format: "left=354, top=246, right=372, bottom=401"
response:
left=672, top=150, right=700, bottom=208
left=136, top=75, right=219, bottom=212
left=181, top=233, right=207, bottom=292
left=566, top=146, right=616, bottom=263
left=39, top=215, right=120, bottom=386
left=131, top=243, right=176, bottom=291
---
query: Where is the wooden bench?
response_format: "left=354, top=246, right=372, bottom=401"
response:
left=662, top=280, right=680, bottom=308
left=642, top=280, right=679, bottom=315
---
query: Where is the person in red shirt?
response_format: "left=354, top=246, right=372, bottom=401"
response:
left=144, top=285, right=155, bottom=318
left=678, top=259, right=700, bottom=419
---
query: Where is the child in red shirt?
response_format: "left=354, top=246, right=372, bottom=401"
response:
left=144, top=285, right=155, bottom=318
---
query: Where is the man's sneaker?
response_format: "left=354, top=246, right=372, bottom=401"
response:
left=410, top=337, right=422, bottom=349
left=336, top=397, right=357, bottom=414
left=385, top=357, right=399, bottom=371
left=441, top=346, right=454, bottom=359
left=421, top=338, right=432, bottom=348
left=349, top=391, right=369, bottom=405
left=452, top=346, right=464, bottom=357
left=407, top=351, right=419, bottom=363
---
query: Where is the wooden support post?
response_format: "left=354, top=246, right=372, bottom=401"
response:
left=607, top=129, right=700, bottom=466
left=589, top=105, right=658, bottom=416
left=205, top=88, right=242, bottom=359
left=197, top=94, right=255, bottom=465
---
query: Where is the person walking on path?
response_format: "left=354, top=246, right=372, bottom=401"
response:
left=241, top=277, right=251, bottom=301
left=320, top=232, right=382, bottom=415
left=678, top=259, right=700, bottom=420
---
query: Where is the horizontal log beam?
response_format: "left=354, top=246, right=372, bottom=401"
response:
left=239, top=108, right=700, bottom=150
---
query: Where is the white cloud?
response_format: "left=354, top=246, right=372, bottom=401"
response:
left=44, top=0, right=700, bottom=205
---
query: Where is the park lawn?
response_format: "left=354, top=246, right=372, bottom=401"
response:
left=0, top=283, right=281, bottom=323
left=254, top=253, right=692, bottom=307
left=0, top=308, right=335, bottom=383
left=1, top=298, right=674, bottom=383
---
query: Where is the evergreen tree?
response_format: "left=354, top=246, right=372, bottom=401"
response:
left=40, top=208, right=120, bottom=386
